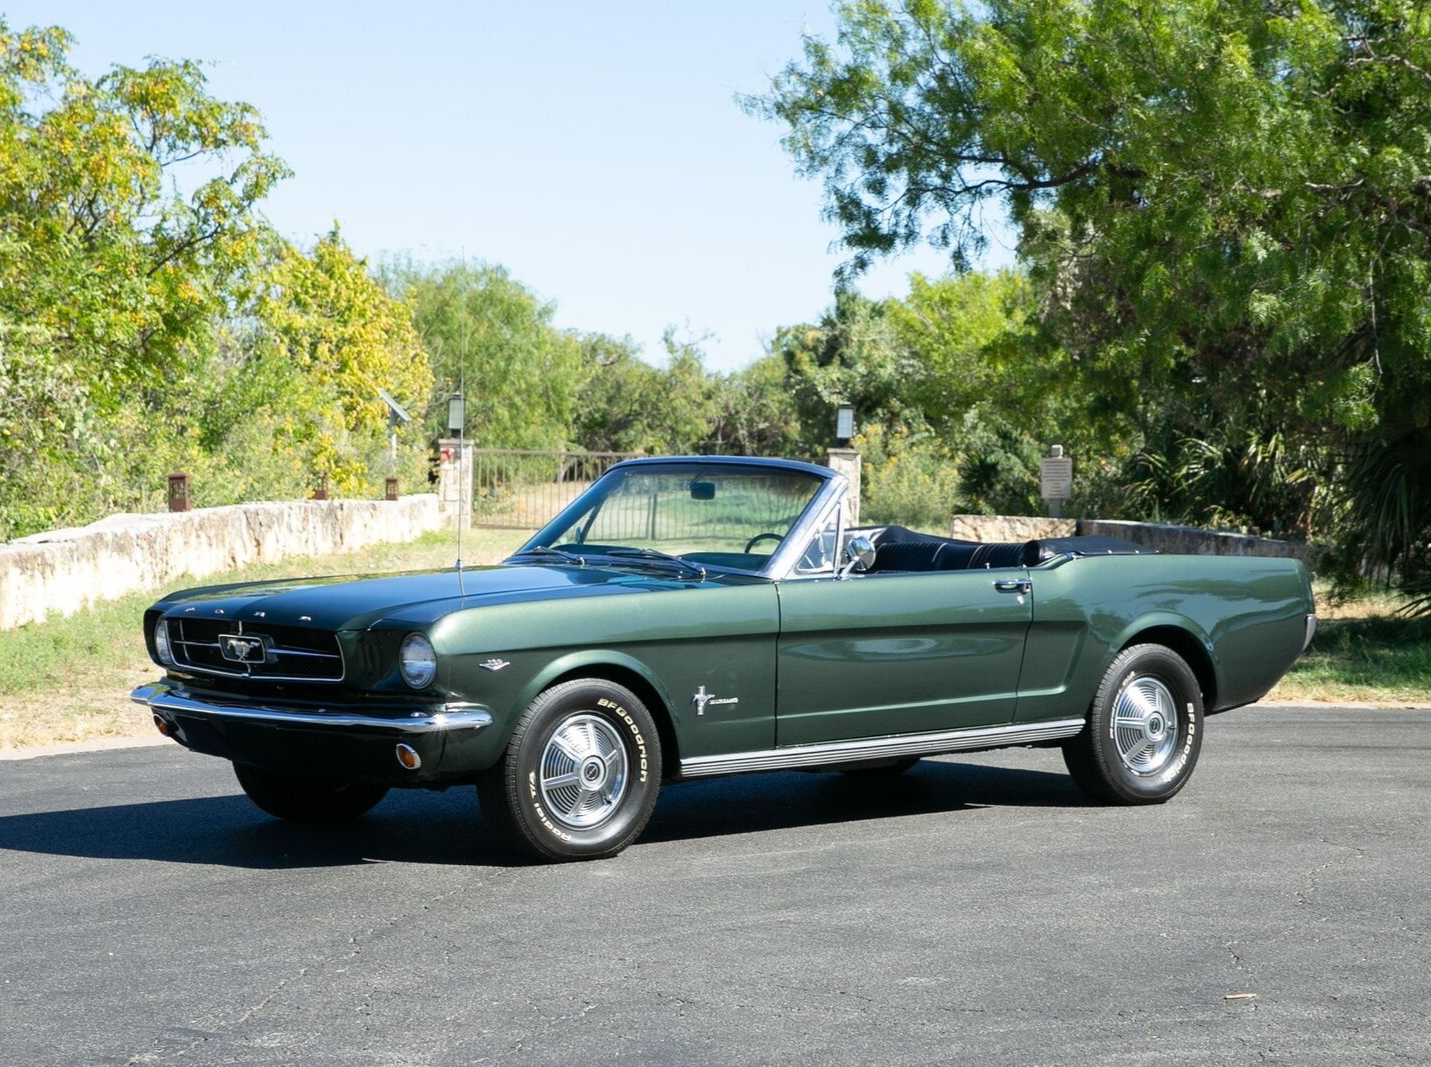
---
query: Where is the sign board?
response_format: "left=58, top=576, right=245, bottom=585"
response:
left=1040, top=456, right=1073, bottom=501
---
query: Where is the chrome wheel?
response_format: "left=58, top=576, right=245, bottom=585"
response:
left=1112, top=675, right=1180, bottom=776
left=538, top=713, right=629, bottom=830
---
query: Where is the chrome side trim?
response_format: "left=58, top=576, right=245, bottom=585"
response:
left=130, top=683, right=493, bottom=734
left=679, top=717, right=1086, bottom=778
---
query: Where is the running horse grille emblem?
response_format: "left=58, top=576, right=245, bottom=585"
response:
left=218, top=633, right=268, bottom=664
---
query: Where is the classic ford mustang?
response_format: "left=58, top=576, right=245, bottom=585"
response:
left=132, top=456, right=1316, bottom=861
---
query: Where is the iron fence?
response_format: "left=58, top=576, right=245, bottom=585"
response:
left=579, top=471, right=812, bottom=546
left=472, top=449, right=643, bottom=529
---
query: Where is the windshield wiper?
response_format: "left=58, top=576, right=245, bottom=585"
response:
left=605, top=547, right=707, bottom=580
left=508, top=545, right=586, bottom=566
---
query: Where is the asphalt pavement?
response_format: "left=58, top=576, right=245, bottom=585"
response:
left=0, top=706, right=1427, bottom=1066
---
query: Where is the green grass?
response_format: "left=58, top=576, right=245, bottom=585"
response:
left=0, top=528, right=526, bottom=749
left=1267, top=613, right=1431, bottom=705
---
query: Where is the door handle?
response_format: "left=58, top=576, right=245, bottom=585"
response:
left=993, top=579, right=1032, bottom=595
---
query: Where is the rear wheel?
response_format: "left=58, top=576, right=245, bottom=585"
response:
left=476, top=678, right=662, bottom=862
left=1062, top=643, right=1204, bottom=804
left=232, top=763, right=388, bottom=822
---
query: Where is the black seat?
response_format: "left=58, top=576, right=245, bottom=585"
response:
left=869, top=537, right=1038, bottom=572
left=863, top=527, right=1151, bottom=574
left=967, top=542, right=1038, bottom=569
left=869, top=539, right=994, bottom=572
left=868, top=540, right=953, bottom=572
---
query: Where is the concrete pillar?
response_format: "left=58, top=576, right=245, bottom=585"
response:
left=824, top=447, right=862, bottom=526
left=438, top=438, right=473, bottom=529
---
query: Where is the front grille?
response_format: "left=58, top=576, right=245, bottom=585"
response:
left=167, top=618, right=344, bottom=682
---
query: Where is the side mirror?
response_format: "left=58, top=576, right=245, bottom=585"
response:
left=839, top=535, right=877, bottom=578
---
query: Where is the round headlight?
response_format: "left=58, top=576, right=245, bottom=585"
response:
left=154, top=620, right=174, bottom=665
left=399, top=633, right=437, bottom=689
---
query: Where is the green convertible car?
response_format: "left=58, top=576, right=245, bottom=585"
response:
left=132, top=456, right=1316, bottom=862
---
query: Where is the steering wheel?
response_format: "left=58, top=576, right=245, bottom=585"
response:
left=744, top=532, right=784, bottom=554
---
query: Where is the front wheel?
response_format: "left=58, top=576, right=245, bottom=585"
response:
left=476, top=678, right=662, bottom=862
left=1062, top=643, right=1204, bottom=805
left=232, top=763, right=389, bottom=821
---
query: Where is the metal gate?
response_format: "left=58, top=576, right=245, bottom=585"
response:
left=472, top=449, right=643, bottom=529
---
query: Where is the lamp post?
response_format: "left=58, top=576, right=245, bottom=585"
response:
left=447, top=391, right=467, bottom=593
left=825, top=404, right=861, bottom=525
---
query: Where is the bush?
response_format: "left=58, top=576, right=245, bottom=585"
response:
left=856, top=424, right=963, bottom=532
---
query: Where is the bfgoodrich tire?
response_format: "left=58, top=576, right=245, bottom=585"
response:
left=1062, top=643, right=1204, bottom=805
left=232, top=763, right=389, bottom=821
left=476, top=678, right=662, bottom=862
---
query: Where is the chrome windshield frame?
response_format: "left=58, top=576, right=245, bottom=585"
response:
left=513, top=456, right=847, bottom=582
left=765, top=473, right=849, bottom=581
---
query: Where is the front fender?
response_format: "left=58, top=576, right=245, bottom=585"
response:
left=514, top=648, right=677, bottom=725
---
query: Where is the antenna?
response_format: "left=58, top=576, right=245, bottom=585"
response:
left=448, top=372, right=467, bottom=597
left=449, top=272, right=472, bottom=597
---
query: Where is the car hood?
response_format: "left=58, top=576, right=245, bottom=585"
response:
left=152, top=562, right=760, bottom=631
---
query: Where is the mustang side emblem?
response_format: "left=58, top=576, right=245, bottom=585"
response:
left=692, top=686, right=739, bottom=716
left=480, top=658, right=511, bottom=672
left=218, top=633, right=269, bottom=665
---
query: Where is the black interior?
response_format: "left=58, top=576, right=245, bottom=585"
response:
left=858, top=525, right=1150, bottom=573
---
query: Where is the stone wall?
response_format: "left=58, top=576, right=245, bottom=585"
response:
left=947, top=513, right=1304, bottom=558
left=1076, top=518, right=1305, bottom=559
left=948, top=514, right=1076, bottom=543
left=0, top=495, right=442, bottom=631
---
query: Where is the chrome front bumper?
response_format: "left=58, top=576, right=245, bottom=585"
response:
left=130, top=682, right=494, bottom=734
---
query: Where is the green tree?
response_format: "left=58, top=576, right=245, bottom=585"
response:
left=574, top=330, right=726, bottom=455
left=709, top=354, right=804, bottom=458
left=241, top=229, right=434, bottom=492
left=755, top=0, right=1431, bottom=592
left=771, top=288, right=925, bottom=451
left=0, top=19, right=287, bottom=537
left=388, top=260, right=584, bottom=449
left=0, top=22, right=286, bottom=406
left=891, top=271, right=1035, bottom=432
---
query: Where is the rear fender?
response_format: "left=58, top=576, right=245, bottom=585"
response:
left=1103, top=611, right=1221, bottom=708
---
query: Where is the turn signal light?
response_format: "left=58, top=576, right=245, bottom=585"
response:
left=153, top=714, right=170, bottom=737
left=395, top=743, right=422, bottom=771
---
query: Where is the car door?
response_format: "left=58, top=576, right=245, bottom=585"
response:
left=775, top=566, right=1034, bottom=746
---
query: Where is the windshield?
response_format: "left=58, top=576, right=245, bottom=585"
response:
left=515, top=463, right=826, bottom=574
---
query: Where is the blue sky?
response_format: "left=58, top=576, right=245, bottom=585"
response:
left=12, top=1, right=1013, bottom=370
